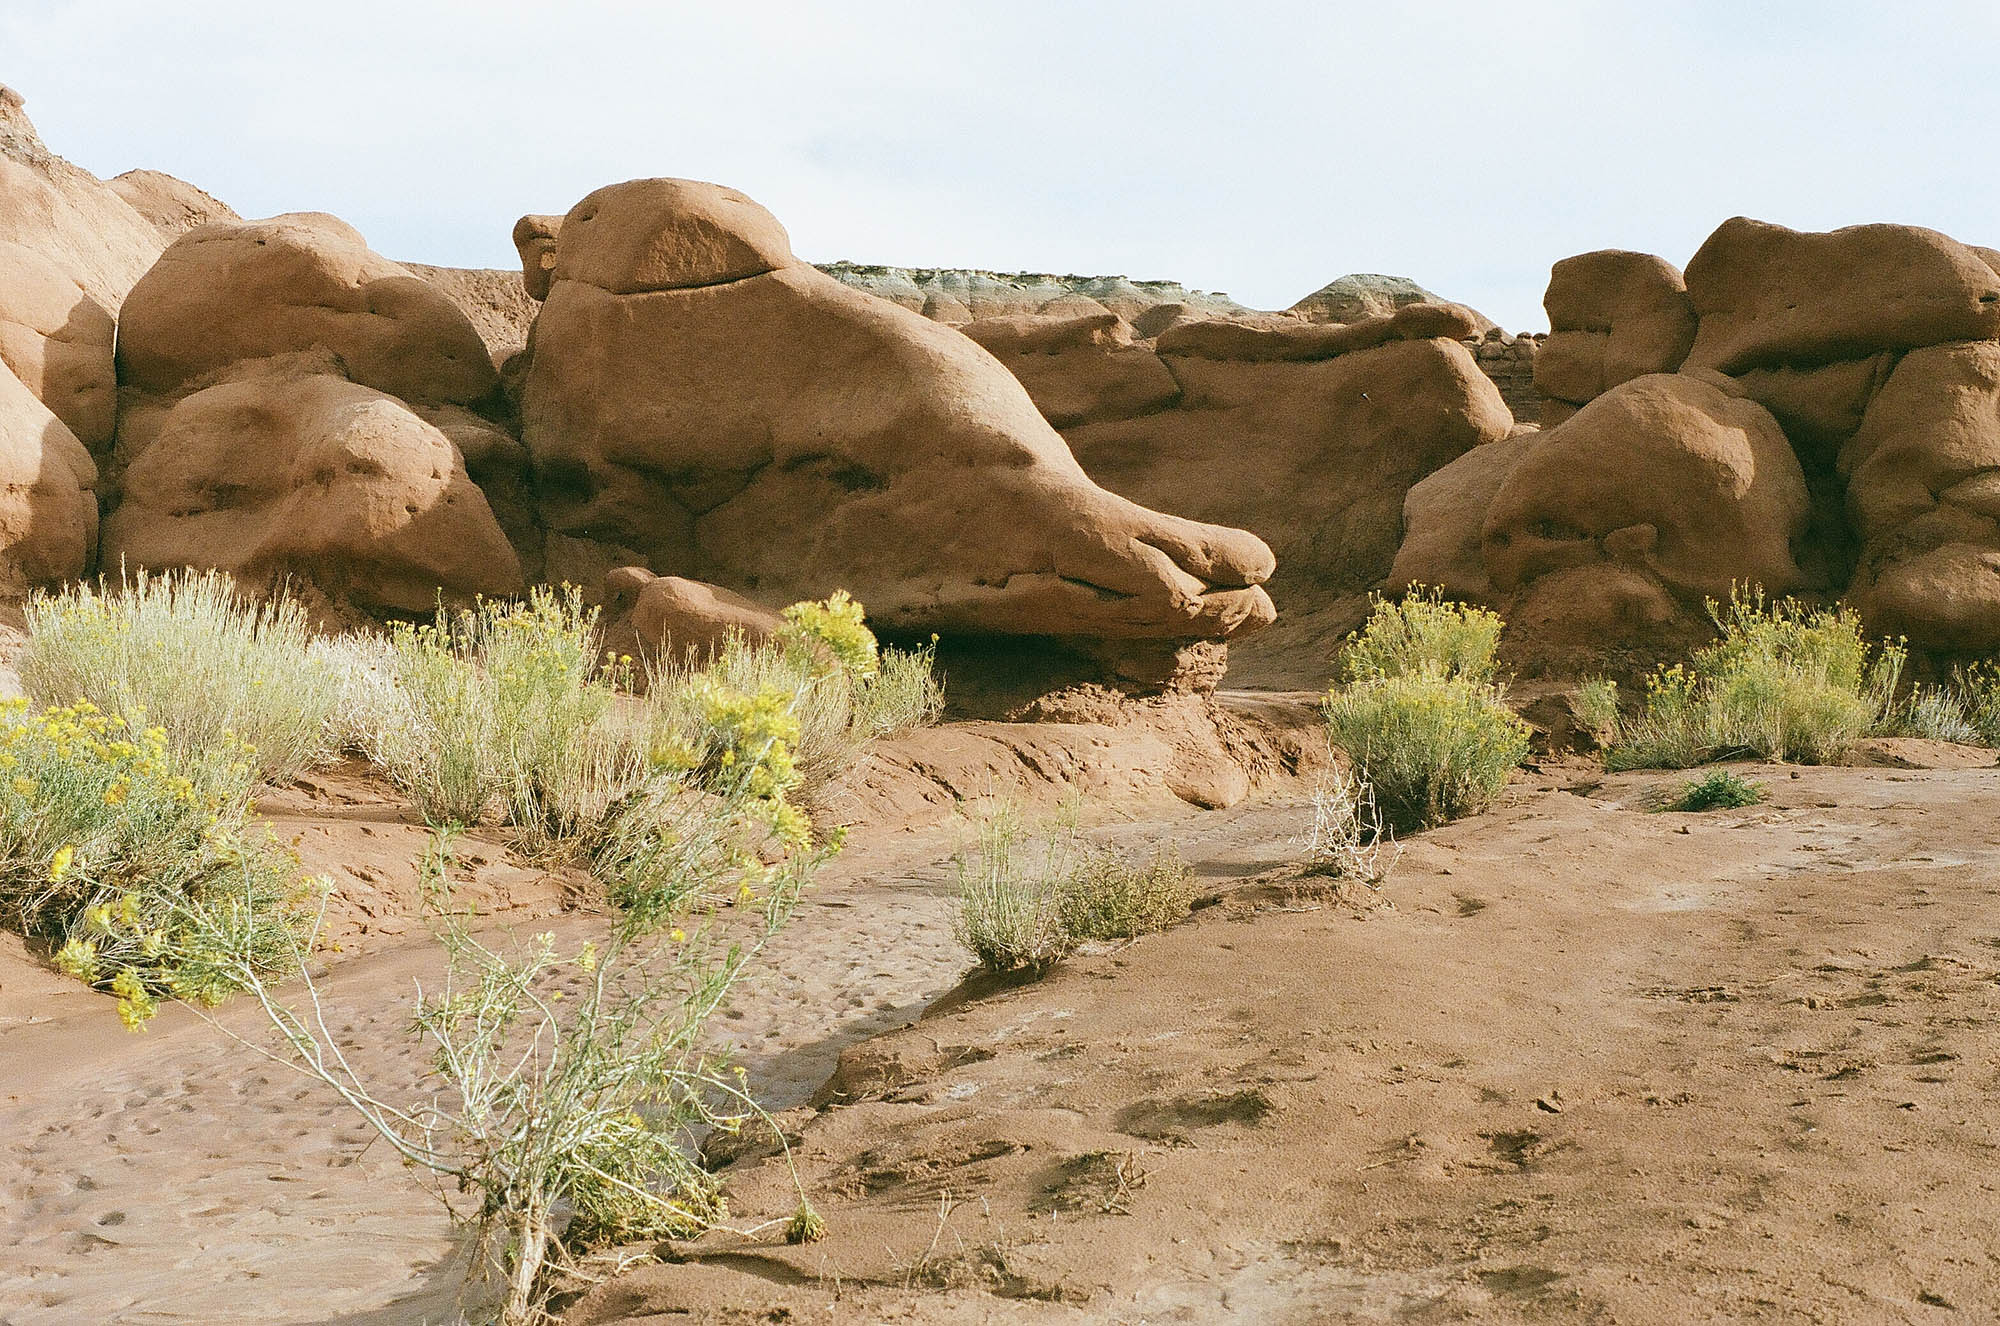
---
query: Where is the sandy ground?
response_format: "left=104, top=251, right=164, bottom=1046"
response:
left=6, top=720, right=2000, bottom=1324
left=570, top=748, right=2000, bottom=1326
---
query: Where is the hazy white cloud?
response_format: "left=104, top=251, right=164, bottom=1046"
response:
left=5, top=0, right=1998, bottom=327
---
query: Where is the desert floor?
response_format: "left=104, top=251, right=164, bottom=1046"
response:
left=2, top=720, right=1998, bottom=1325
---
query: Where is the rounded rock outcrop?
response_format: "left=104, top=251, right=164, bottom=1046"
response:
left=116, top=213, right=498, bottom=406
left=518, top=178, right=1276, bottom=644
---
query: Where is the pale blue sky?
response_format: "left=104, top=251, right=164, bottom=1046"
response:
left=6, top=1, right=1998, bottom=329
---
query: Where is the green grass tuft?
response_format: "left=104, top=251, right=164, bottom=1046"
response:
left=1664, top=768, right=1766, bottom=812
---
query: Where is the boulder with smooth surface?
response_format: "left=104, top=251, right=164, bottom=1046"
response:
left=1684, top=218, right=2000, bottom=373
left=116, top=213, right=498, bottom=406
left=103, top=355, right=521, bottom=612
left=1535, top=250, right=1695, bottom=423
left=0, top=358, right=98, bottom=591
left=518, top=178, right=1276, bottom=644
left=1483, top=373, right=1809, bottom=628
left=1841, top=341, right=2000, bottom=650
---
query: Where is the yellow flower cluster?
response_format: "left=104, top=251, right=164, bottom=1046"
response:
left=0, top=694, right=296, bottom=1028
left=689, top=682, right=802, bottom=802
left=781, top=590, right=879, bottom=680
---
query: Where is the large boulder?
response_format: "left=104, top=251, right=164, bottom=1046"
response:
left=0, top=359, right=99, bottom=591
left=1841, top=341, right=2000, bottom=650
left=401, top=263, right=540, bottom=369
left=0, top=240, right=116, bottom=454
left=601, top=566, right=785, bottom=666
left=1387, top=427, right=1541, bottom=599
left=1685, top=218, right=2000, bottom=374
left=960, top=312, right=1180, bottom=429
left=1482, top=373, right=1809, bottom=641
left=517, top=178, right=1276, bottom=643
left=1534, top=250, right=1695, bottom=425
left=1058, top=322, right=1513, bottom=679
left=116, top=213, right=498, bottom=406
left=103, top=354, right=521, bottom=612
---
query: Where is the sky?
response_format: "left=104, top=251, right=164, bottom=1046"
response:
left=6, top=1, right=2000, bottom=330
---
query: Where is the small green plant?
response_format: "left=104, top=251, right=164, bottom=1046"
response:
left=1057, top=846, right=1196, bottom=941
left=0, top=698, right=313, bottom=1027
left=951, top=803, right=1074, bottom=975
left=1574, top=677, right=1622, bottom=745
left=1664, top=768, right=1766, bottom=812
left=1324, top=674, right=1530, bottom=834
left=1339, top=585, right=1505, bottom=685
left=1608, top=589, right=1905, bottom=770
left=18, top=568, right=343, bottom=784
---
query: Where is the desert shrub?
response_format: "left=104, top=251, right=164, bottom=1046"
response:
left=1339, top=585, right=1505, bottom=685
left=17, top=568, right=342, bottom=784
left=376, top=586, right=629, bottom=843
left=310, top=632, right=409, bottom=763
left=1300, top=766, right=1397, bottom=885
left=1948, top=662, right=2000, bottom=746
left=951, top=803, right=1074, bottom=975
left=0, top=699, right=312, bottom=1026
left=1608, top=590, right=1904, bottom=769
left=855, top=638, right=947, bottom=739
left=1574, top=677, right=1622, bottom=745
left=781, top=588, right=878, bottom=678
left=951, top=804, right=1199, bottom=973
left=649, top=628, right=942, bottom=805
left=1057, top=846, right=1196, bottom=941
left=1665, top=768, right=1766, bottom=812
left=1323, top=672, right=1529, bottom=834
left=1881, top=683, right=1982, bottom=745
left=219, top=662, right=831, bottom=1321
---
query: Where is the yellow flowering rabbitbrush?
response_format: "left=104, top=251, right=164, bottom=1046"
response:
left=0, top=697, right=313, bottom=1027
left=1324, top=592, right=1530, bottom=834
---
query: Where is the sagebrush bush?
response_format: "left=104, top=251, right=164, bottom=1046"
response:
left=951, top=803, right=1074, bottom=975
left=237, top=766, right=831, bottom=1322
left=0, top=698, right=312, bottom=1026
left=1324, top=673, right=1530, bottom=833
left=1882, top=683, right=1982, bottom=745
left=951, top=804, right=1198, bottom=974
left=1574, top=677, right=1622, bottom=744
left=1057, top=846, right=1196, bottom=941
left=377, top=586, right=627, bottom=840
left=1339, top=585, right=1505, bottom=685
left=1948, top=662, right=2000, bottom=746
left=1666, top=768, right=1766, bottom=812
left=18, top=569, right=342, bottom=784
left=1608, top=589, right=1904, bottom=769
